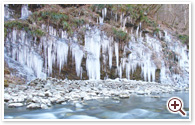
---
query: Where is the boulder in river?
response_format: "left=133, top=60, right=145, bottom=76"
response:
left=119, top=93, right=130, bottom=99
left=41, top=104, right=49, bottom=109
left=26, top=103, right=41, bottom=109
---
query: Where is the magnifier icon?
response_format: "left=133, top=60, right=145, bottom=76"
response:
left=167, top=97, right=186, bottom=116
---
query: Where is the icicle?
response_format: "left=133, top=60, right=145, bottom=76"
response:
left=179, top=45, right=188, bottom=69
left=4, top=4, right=10, bottom=19
left=100, top=7, right=107, bottom=24
left=97, top=18, right=98, bottom=24
left=101, top=36, right=110, bottom=68
left=115, top=42, right=119, bottom=69
left=136, top=26, right=139, bottom=38
left=159, top=31, right=162, bottom=39
left=20, top=4, right=31, bottom=19
left=49, top=26, right=54, bottom=35
left=119, top=64, right=122, bottom=79
left=85, top=28, right=101, bottom=80
left=56, top=40, right=69, bottom=72
left=115, top=13, right=118, bottom=22
left=99, top=17, right=104, bottom=24
left=47, top=39, right=52, bottom=75
left=61, top=30, right=68, bottom=39
left=126, top=61, right=130, bottom=80
left=108, top=46, right=113, bottom=69
left=160, top=62, right=166, bottom=83
left=151, top=64, right=156, bottom=82
left=104, top=8, right=107, bottom=17
left=122, top=17, right=127, bottom=31
left=164, top=31, right=171, bottom=42
left=72, top=44, right=83, bottom=77
left=139, top=22, right=142, bottom=30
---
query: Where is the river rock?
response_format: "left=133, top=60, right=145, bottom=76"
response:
left=12, top=93, right=18, bottom=96
left=26, top=98, right=33, bottom=104
left=46, top=80, right=52, bottom=86
left=83, top=95, right=91, bottom=100
left=75, top=103, right=83, bottom=108
left=32, top=97, right=40, bottom=103
left=80, top=92, right=87, bottom=98
left=112, top=97, right=120, bottom=100
left=70, top=92, right=81, bottom=99
left=4, top=93, right=11, bottom=102
left=119, top=93, right=130, bottom=98
left=35, top=85, right=42, bottom=90
left=88, top=92, right=97, bottom=96
left=8, top=103, right=23, bottom=107
left=38, top=92, right=45, bottom=97
left=41, top=98, right=51, bottom=106
left=17, top=97, right=25, bottom=103
left=27, top=103, right=41, bottom=109
left=56, top=97, right=67, bottom=104
left=32, top=92, right=38, bottom=96
left=49, top=97, right=57, bottom=103
left=45, top=91, right=52, bottom=97
left=136, top=90, right=145, bottom=95
left=41, top=104, right=49, bottom=109
left=12, top=97, right=20, bottom=103
left=151, top=95, right=160, bottom=98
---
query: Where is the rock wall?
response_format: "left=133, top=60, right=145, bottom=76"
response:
left=4, top=4, right=189, bottom=87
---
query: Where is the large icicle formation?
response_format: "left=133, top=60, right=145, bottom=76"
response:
left=5, top=25, right=189, bottom=85
left=4, top=29, right=46, bottom=81
left=4, top=5, right=189, bottom=87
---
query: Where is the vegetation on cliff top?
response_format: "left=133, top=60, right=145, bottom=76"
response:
left=4, top=4, right=189, bottom=45
left=4, top=20, right=45, bottom=38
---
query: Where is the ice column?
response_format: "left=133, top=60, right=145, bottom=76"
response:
left=56, top=40, right=69, bottom=72
left=108, top=46, right=113, bottom=69
left=85, top=28, right=101, bottom=80
left=115, top=42, right=119, bottom=69
left=72, top=44, right=83, bottom=78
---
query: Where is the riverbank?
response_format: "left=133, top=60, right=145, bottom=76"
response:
left=4, top=77, right=189, bottom=110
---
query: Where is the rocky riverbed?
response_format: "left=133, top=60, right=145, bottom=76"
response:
left=4, top=77, right=189, bottom=110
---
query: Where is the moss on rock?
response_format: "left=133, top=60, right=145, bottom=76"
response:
left=4, top=20, right=45, bottom=38
left=4, top=80, right=9, bottom=87
left=112, top=28, right=129, bottom=43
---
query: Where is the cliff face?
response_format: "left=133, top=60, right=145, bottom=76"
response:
left=4, top=4, right=189, bottom=87
left=153, top=4, right=189, bottom=35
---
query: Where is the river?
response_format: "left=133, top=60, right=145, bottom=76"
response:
left=4, top=91, right=189, bottom=119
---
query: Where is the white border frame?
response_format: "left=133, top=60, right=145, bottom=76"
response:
left=1, top=1, right=191, bottom=122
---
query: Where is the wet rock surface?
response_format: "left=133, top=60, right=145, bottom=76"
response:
left=4, top=77, right=188, bottom=109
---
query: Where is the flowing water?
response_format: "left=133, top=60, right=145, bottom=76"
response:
left=4, top=91, right=189, bottom=119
